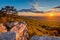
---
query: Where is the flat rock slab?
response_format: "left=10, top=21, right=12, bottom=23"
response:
left=0, top=32, right=16, bottom=40
left=30, top=36, right=60, bottom=40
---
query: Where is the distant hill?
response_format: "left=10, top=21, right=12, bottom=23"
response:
left=18, top=9, right=44, bottom=13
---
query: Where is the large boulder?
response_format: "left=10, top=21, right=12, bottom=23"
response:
left=0, top=32, right=16, bottom=40
left=30, top=36, right=60, bottom=40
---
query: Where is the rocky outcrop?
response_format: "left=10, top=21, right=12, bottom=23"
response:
left=10, top=21, right=29, bottom=40
left=0, top=21, right=29, bottom=40
left=0, top=32, right=16, bottom=40
left=30, top=36, right=60, bottom=40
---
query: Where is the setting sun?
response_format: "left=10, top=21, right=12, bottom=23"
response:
left=49, top=13, right=54, bottom=16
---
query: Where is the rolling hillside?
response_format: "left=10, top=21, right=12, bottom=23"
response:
left=0, top=15, right=60, bottom=38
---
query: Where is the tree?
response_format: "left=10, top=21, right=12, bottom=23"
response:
left=1, top=6, right=17, bottom=21
left=1, top=6, right=17, bottom=14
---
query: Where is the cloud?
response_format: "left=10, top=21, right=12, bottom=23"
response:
left=18, top=0, right=44, bottom=13
left=30, top=0, right=39, bottom=10
left=32, top=2, right=39, bottom=10
left=54, top=6, right=60, bottom=8
left=50, top=6, right=60, bottom=12
left=29, top=0, right=45, bottom=11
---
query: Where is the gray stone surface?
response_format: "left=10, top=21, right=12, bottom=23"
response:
left=0, top=32, right=16, bottom=40
left=30, top=36, right=60, bottom=40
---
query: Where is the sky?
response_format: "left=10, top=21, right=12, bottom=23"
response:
left=0, top=0, right=60, bottom=11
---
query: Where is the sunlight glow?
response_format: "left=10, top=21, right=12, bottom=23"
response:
left=49, top=13, right=54, bottom=16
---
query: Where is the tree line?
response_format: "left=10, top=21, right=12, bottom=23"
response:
left=0, top=6, right=17, bottom=16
